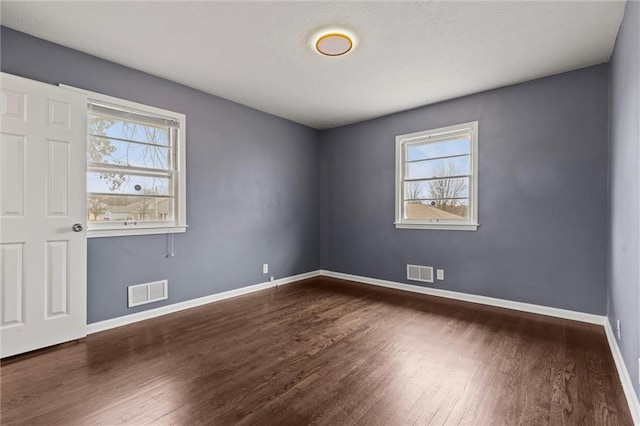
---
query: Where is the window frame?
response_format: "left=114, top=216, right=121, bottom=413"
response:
left=394, top=121, right=479, bottom=231
left=61, top=85, right=187, bottom=238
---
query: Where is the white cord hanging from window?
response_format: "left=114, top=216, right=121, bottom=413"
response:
left=166, top=230, right=174, bottom=258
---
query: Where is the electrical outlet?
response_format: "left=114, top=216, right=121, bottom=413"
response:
left=263, top=264, right=268, bottom=274
left=617, top=319, right=621, bottom=340
left=436, top=269, right=444, bottom=280
left=269, top=276, right=274, bottom=282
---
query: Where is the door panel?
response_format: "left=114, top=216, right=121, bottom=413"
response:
left=47, top=139, right=70, bottom=217
left=1, top=72, right=87, bottom=358
left=0, top=242, right=24, bottom=326
left=45, top=240, right=69, bottom=318
left=0, top=133, right=25, bottom=216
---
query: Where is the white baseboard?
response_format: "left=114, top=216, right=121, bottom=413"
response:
left=87, top=270, right=321, bottom=334
left=89, top=268, right=604, bottom=334
left=603, top=319, right=640, bottom=425
left=319, top=270, right=606, bottom=325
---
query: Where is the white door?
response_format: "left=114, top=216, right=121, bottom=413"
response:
left=1, top=72, right=87, bottom=358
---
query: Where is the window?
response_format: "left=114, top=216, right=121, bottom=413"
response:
left=67, top=87, right=187, bottom=237
left=395, top=121, right=478, bottom=231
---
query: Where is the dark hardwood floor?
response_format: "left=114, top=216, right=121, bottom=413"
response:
left=1, top=277, right=633, bottom=425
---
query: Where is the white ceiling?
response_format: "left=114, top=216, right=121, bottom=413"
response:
left=1, top=1, right=626, bottom=129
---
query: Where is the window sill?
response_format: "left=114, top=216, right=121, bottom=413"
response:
left=88, top=225, right=188, bottom=238
left=394, top=223, right=479, bottom=231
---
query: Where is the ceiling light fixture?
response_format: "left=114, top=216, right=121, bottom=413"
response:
left=314, top=31, right=354, bottom=57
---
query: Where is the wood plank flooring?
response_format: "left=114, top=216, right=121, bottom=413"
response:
left=1, top=277, right=633, bottom=425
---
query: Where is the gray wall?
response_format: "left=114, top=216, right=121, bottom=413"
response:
left=608, top=1, right=640, bottom=400
left=0, top=27, right=617, bottom=325
left=320, top=65, right=610, bottom=315
left=0, top=27, right=321, bottom=323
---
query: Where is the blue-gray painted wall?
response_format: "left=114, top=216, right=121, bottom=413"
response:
left=320, top=65, right=610, bottom=315
left=608, top=0, right=640, bottom=400
left=0, top=27, right=321, bottom=323
left=0, top=27, right=618, bottom=326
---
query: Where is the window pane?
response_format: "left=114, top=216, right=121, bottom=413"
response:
left=404, top=177, right=469, bottom=200
left=88, top=136, right=171, bottom=170
left=406, top=136, right=470, bottom=161
left=88, top=114, right=169, bottom=146
left=404, top=199, right=469, bottom=220
left=406, top=155, right=470, bottom=180
left=88, top=172, right=171, bottom=196
left=88, top=195, right=173, bottom=222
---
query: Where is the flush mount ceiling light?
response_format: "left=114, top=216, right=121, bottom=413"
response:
left=314, top=31, right=354, bottom=57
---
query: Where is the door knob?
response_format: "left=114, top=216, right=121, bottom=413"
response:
left=72, top=223, right=84, bottom=232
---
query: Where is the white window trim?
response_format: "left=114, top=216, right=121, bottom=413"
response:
left=60, top=85, right=187, bottom=238
left=394, top=121, right=479, bottom=231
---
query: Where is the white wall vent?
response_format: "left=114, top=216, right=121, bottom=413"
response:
left=407, top=265, right=434, bottom=283
left=128, top=280, right=168, bottom=307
